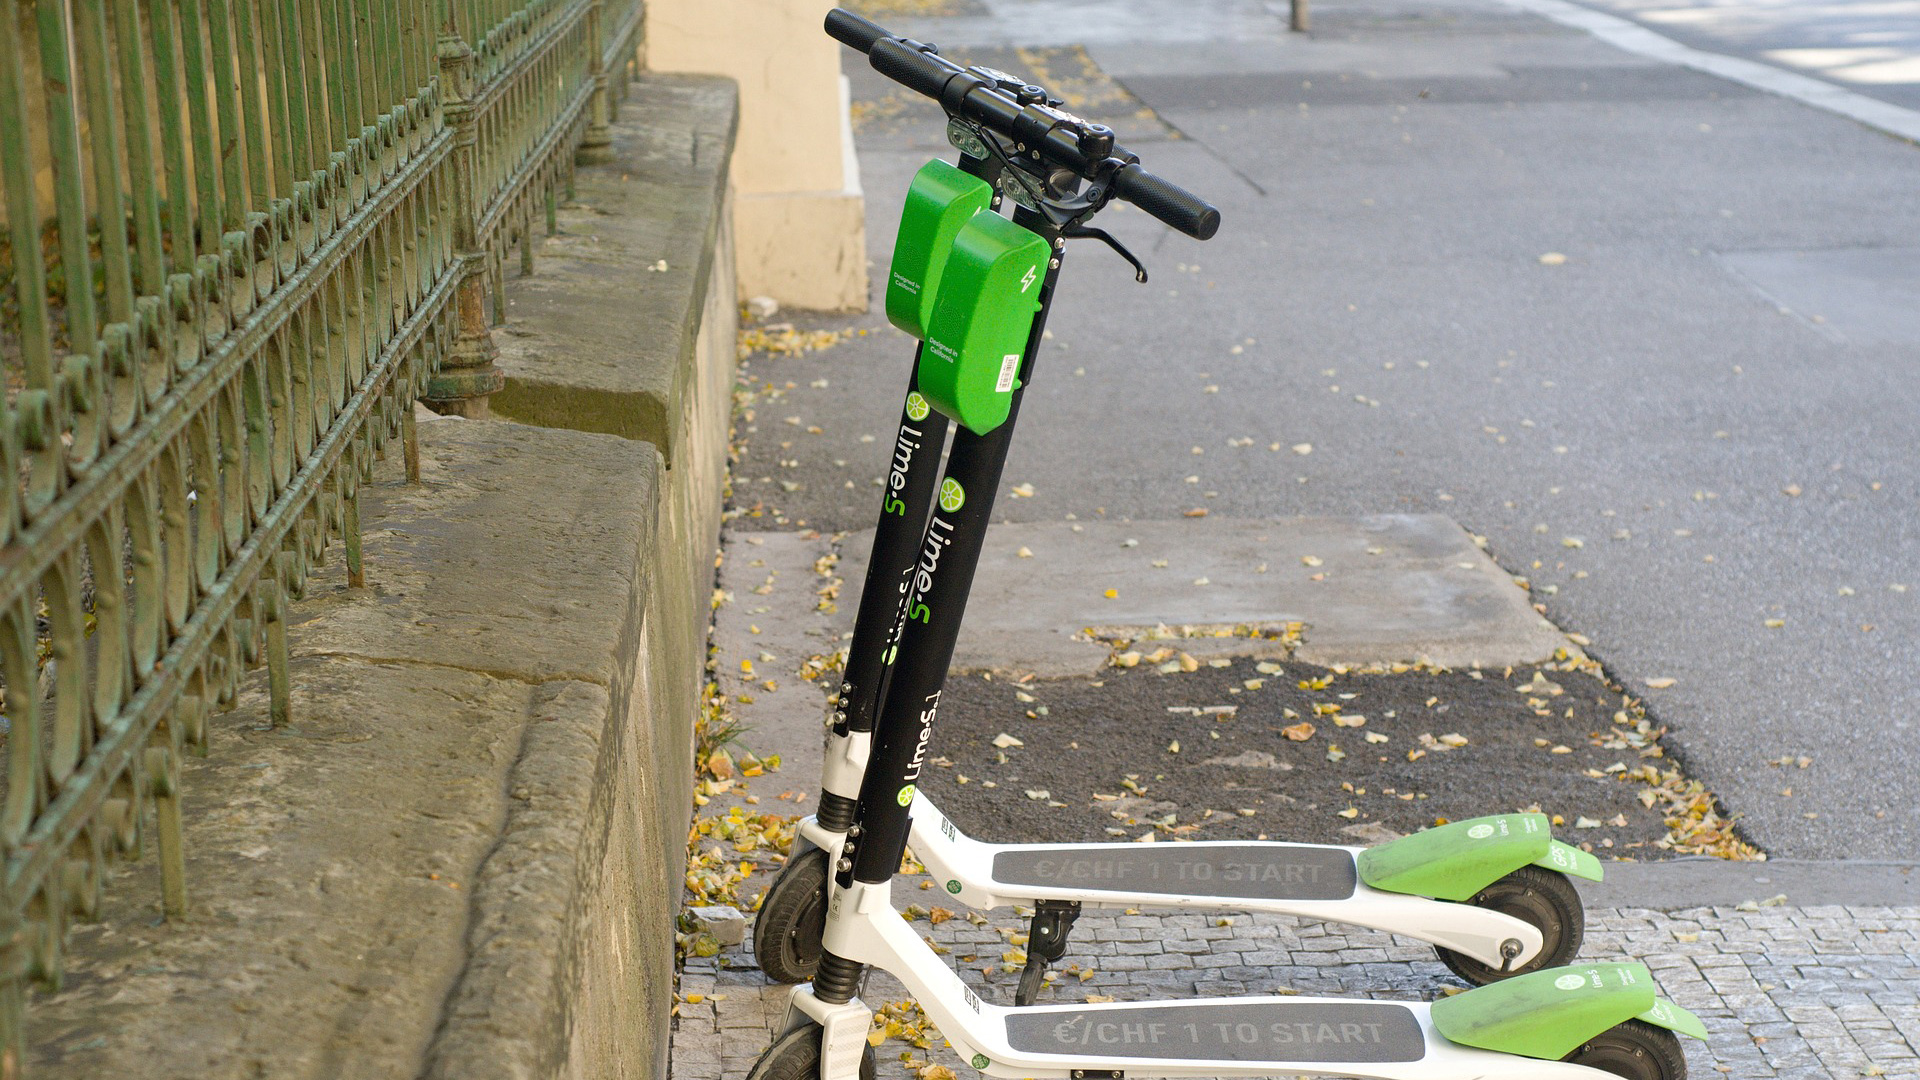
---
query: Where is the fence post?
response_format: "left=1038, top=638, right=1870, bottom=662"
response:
left=578, top=0, right=613, bottom=163
left=1291, top=0, right=1310, bottom=32
left=422, top=3, right=504, bottom=418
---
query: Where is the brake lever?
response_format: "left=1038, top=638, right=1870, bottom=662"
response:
left=1062, top=223, right=1148, bottom=283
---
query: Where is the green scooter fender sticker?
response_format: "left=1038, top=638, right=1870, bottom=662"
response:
left=1637, top=997, right=1710, bottom=1041
left=1430, top=962, right=1658, bottom=1060
left=1357, top=813, right=1556, bottom=902
left=1534, top=838, right=1604, bottom=882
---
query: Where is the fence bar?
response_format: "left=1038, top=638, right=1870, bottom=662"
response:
left=0, top=0, right=611, bottom=1059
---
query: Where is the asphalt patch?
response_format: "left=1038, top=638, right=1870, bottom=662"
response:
left=920, top=658, right=1674, bottom=855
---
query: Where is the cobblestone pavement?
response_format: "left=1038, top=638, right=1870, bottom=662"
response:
left=672, top=892, right=1920, bottom=1080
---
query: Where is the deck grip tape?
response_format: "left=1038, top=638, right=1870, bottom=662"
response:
left=992, top=845, right=1358, bottom=901
left=1005, top=1001, right=1426, bottom=1063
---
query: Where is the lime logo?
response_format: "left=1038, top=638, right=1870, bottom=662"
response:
left=939, top=477, right=965, bottom=512
left=896, top=784, right=917, bottom=807
left=1467, top=823, right=1496, bottom=840
left=905, top=392, right=931, bottom=421
left=1555, top=973, right=1587, bottom=991
left=971, top=1055, right=990, bottom=1070
left=946, top=879, right=962, bottom=894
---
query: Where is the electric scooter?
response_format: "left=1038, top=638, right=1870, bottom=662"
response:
left=743, top=11, right=1706, bottom=1080
left=755, top=11, right=1610, bottom=1005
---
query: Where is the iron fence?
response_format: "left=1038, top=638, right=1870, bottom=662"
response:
left=0, top=0, right=641, bottom=1061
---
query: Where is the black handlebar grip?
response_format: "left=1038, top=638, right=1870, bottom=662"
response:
left=868, top=38, right=959, bottom=102
left=824, top=8, right=889, bottom=54
left=1112, top=164, right=1220, bottom=240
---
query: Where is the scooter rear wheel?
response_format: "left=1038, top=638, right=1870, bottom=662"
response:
left=754, top=847, right=829, bottom=984
left=1435, top=864, right=1583, bottom=985
left=745, top=1024, right=878, bottom=1080
left=1562, top=1019, right=1688, bottom=1080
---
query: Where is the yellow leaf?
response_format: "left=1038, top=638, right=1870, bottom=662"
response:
left=1282, top=721, right=1317, bottom=741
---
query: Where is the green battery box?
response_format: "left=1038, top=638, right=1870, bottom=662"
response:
left=886, top=159, right=993, bottom=340
left=918, top=212, right=1049, bottom=435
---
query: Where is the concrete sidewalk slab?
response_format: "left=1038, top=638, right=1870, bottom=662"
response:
left=834, top=515, right=1575, bottom=675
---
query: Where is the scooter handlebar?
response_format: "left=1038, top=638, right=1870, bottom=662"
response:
left=824, top=8, right=889, bottom=54
left=1113, top=163, right=1220, bottom=241
left=827, top=9, right=1220, bottom=241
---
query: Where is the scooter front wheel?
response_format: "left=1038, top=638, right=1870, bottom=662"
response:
left=1435, top=864, right=1584, bottom=985
left=1562, top=1018, right=1688, bottom=1080
left=754, top=847, right=829, bottom=983
left=744, top=1024, right=878, bottom=1080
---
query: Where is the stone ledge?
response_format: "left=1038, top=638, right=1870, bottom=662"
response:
left=28, top=420, right=682, bottom=1079
left=492, top=73, right=739, bottom=463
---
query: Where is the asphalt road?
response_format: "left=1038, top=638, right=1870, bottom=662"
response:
left=736, top=0, right=1920, bottom=859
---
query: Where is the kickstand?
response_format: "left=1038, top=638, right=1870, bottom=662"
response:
left=1014, top=900, right=1082, bottom=1006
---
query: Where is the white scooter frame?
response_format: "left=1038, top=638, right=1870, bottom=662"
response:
left=799, top=734, right=1578, bottom=973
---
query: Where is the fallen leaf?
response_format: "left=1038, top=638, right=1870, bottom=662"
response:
left=992, top=733, right=1024, bottom=749
left=1010, top=483, right=1036, bottom=497
left=1365, top=732, right=1390, bottom=744
left=1781, top=484, right=1802, bottom=497
left=1645, top=677, right=1677, bottom=689
left=1103, top=588, right=1119, bottom=599
left=1292, top=443, right=1313, bottom=455
left=1167, top=740, right=1181, bottom=754
left=1301, top=555, right=1323, bottom=567
left=1538, top=252, right=1567, bottom=265
left=1333, top=714, right=1367, bottom=728
left=1336, top=806, right=1360, bottom=818
left=1282, top=721, right=1317, bottom=741
left=1025, top=789, right=1051, bottom=800
left=1184, top=508, right=1209, bottom=518
left=1016, top=546, right=1033, bottom=558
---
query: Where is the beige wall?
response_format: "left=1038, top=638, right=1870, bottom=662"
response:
left=647, top=0, right=870, bottom=311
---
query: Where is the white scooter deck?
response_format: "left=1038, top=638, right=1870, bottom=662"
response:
left=893, top=796, right=1547, bottom=969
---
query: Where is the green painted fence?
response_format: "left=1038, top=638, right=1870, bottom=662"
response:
left=0, top=0, right=643, bottom=1063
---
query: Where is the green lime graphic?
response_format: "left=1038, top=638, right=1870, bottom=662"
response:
left=971, top=1055, right=990, bottom=1070
left=896, top=784, right=917, bottom=807
left=939, top=477, right=965, bottom=512
left=946, top=879, right=962, bottom=894
left=905, top=392, right=931, bottom=421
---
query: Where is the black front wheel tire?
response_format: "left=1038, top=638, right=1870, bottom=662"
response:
left=1563, top=1019, right=1688, bottom=1080
left=744, top=1025, right=877, bottom=1080
left=753, top=847, right=830, bottom=984
left=1435, top=864, right=1585, bottom=985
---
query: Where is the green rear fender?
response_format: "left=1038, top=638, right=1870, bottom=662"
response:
left=1431, top=962, right=1708, bottom=1060
left=1356, top=813, right=1600, bottom=902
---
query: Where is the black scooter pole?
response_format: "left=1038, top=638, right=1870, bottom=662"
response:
left=842, top=201, right=1063, bottom=889
left=817, top=152, right=1004, bottom=832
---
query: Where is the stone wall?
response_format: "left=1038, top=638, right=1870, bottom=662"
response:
left=25, top=74, right=740, bottom=1080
